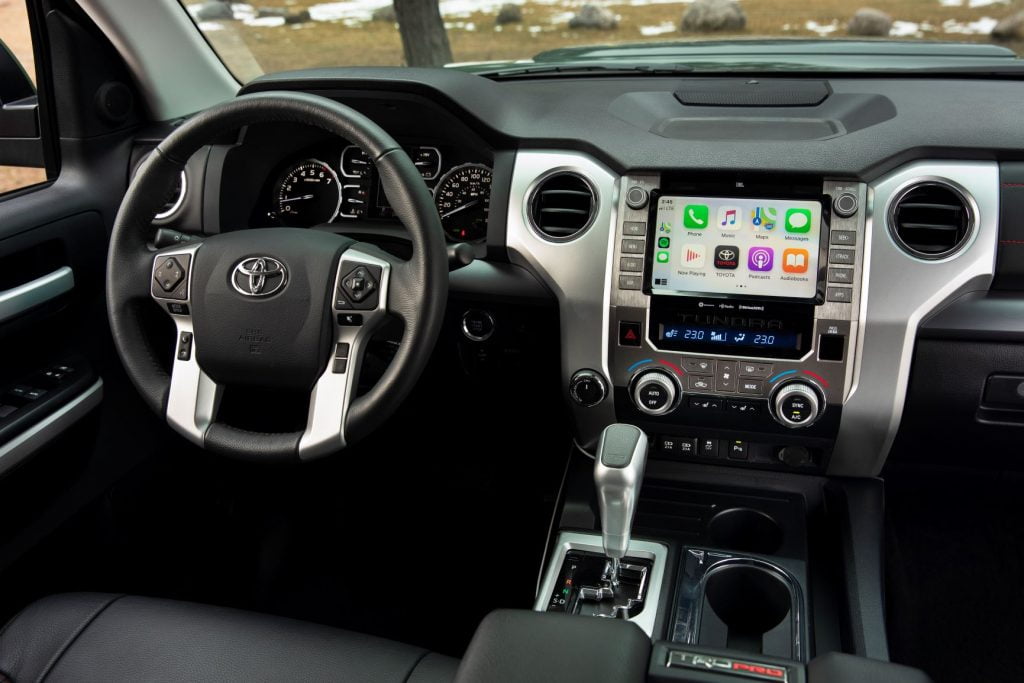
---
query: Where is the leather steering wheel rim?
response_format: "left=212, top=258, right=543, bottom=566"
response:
left=106, top=91, right=448, bottom=461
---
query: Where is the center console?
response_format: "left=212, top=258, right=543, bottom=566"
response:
left=570, top=173, right=866, bottom=473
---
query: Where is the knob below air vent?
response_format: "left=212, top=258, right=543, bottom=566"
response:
left=889, top=182, right=973, bottom=259
left=528, top=172, right=596, bottom=241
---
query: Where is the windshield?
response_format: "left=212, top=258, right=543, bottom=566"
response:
left=182, top=0, right=1023, bottom=80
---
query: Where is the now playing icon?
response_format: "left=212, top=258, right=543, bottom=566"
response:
left=714, top=245, right=739, bottom=270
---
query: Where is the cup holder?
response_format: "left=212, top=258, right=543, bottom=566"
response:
left=700, top=563, right=793, bottom=656
left=707, top=508, right=784, bottom=555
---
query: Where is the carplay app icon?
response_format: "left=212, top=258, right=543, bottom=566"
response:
left=681, top=244, right=707, bottom=268
left=714, top=245, right=739, bottom=270
left=747, top=247, right=774, bottom=272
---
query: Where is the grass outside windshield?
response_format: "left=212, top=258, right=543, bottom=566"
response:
left=181, top=0, right=1024, bottom=80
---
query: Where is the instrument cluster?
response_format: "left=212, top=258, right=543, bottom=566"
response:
left=267, top=144, right=492, bottom=243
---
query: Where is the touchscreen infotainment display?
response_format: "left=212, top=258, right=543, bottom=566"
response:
left=649, top=195, right=823, bottom=300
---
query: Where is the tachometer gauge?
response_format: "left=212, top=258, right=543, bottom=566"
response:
left=275, top=159, right=342, bottom=226
left=433, top=163, right=492, bottom=242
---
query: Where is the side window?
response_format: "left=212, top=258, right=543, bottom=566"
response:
left=0, top=0, right=49, bottom=195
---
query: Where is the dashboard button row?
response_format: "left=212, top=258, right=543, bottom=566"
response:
left=687, top=396, right=762, bottom=415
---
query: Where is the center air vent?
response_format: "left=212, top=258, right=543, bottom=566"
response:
left=529, top=172, right=596, bottom=241
left=889, top=182, right=973, bottom=260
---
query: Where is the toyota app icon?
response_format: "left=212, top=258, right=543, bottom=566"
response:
left=714, top=245, right=740, bottom=270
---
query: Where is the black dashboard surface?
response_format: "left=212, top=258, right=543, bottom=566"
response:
left=241, top=68, right=1024, bottom=179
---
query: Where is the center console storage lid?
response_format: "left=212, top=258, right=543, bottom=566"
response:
left=455, top=609, right=650, bottom=683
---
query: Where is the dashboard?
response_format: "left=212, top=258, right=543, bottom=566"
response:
left=146, top=68, right=1024, bottom=478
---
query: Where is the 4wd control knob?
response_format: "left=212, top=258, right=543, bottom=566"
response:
left=570, top=369, right=608, bottom=408
left=771, top=382, right=823, bottom=428
left=632, top=370, right=680, bottom=417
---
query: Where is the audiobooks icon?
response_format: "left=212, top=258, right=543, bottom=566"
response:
left=782, top=248, right=810, bottom=274
left=681, top=244, right=706, bottom=269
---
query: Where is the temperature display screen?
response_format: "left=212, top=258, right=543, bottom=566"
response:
left=660, top=324, right=799, bottom=350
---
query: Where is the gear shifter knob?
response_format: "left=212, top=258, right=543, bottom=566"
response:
left=594, top=424, right=648, bottom=568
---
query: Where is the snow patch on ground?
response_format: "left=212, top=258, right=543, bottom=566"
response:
left=939, top=0, right=1008, bottom=7
left=942, top=16, right=998, bottom=33
left=805, top=20, right=838, bottom=36
left=639, top=21, right=676, bottom=36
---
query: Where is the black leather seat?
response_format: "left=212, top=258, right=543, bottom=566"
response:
left=0, top=593, right=459, bottom=682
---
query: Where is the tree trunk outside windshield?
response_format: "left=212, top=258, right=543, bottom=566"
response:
left=394, top=0, right=453, bottom=67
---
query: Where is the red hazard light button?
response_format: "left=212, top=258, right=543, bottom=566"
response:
left=619, top=321, right=642, bottom=347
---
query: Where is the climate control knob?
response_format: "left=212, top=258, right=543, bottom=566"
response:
left=632, top=370, right=680, bottom=417
left=771, top=382, right=823, bottom=428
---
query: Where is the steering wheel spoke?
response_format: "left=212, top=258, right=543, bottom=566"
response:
left=299, top=243, right=393, bottom=459
left=148, top=241, right=223, bottom=444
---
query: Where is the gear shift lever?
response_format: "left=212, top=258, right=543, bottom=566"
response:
left=594, top=424, right=648, bottom=584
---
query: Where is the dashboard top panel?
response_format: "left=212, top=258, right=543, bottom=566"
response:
left=242, top=68, right=1024, bottom=178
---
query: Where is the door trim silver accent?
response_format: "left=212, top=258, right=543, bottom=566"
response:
left=0, top=379, right=103, bottom=478
left=534, top=531, right=668, bottom=638
left=0, top=267, right=74, bottom=323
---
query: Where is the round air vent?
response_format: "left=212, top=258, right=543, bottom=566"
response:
left=889, top=182, right=974, bottom=260
left=528, top=172, right=597, bottom=241
left=132, top=152, right=187, bottom=221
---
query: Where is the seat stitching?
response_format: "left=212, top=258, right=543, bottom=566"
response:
left=36, top=594, right=127, bottom=683
left=401, top=649, right=432, bottom=683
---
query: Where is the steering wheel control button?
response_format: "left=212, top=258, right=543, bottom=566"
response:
left=333, top=359, right=348, bottom=374
left=177, top=332, right=193, bottom=362
left=334, top=343, right=350, bottom=358
left=152, top=254, right=190, bottom=301
left=569, top=370, right=608, bottom=408
left=618, top=321, right=642, bottom=347
left=625, top=186, right=649, bottom=210
left=167, top=302, right=189, bottom=315
left=462, top=309, right=495, bottom=342
left=833, top=192, right=859, bottom=217
left=335, top=263, right=382, bottom=310
left=337, top=313, right=363, bottom=326
left=342, top=266, right=376, bottom=303
left=772, top=382, right=822, bottom=428
left=633, top=371, right=679, bottom=416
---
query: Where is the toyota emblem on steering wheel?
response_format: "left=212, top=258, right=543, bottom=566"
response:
left=231, top=257, right=288, bottom=297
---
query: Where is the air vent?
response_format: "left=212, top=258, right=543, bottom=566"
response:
left=889, top=182, right=973, bottom=259
left=154, top=171, right=187, bottom=220
left=529, top=172, right=596, bottom=241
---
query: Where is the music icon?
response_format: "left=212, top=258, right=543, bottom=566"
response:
left=717, top=206, right=742, bottom=230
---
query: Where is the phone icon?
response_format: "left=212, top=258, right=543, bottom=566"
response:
left=683, top=205, right=709, bottom=230
left=785, top=208, right=813, bottom=233
left=782, top=248, right=810, bottom=273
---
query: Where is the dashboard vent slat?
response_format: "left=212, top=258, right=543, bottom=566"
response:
left=529, top=172, right=596, bottom=241
left=890, top=183, right=973, bottom=260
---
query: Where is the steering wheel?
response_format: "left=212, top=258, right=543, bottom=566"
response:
left=106, top=92, right=448, bottom=462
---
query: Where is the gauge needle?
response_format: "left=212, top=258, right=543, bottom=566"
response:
left=280, top=195, right=314, bottom=203
left=441, top=200, right=480, bottom=219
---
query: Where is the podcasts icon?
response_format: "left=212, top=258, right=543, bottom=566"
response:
left=747, top=247, right=774, bottom=272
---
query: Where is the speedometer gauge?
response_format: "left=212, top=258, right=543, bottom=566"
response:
left=433, top=163, right=492, bottom=242
left=275, top=159, right=341, bottom=226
